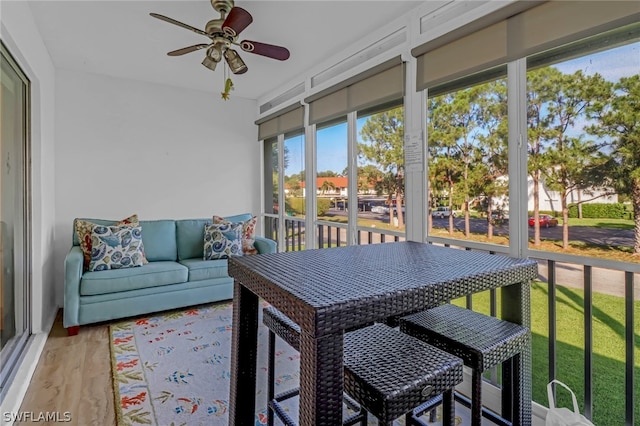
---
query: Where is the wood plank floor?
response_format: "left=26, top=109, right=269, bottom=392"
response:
left=16, top=310, right=116, bottom=426
left=16, top=310, right=489, bottom=426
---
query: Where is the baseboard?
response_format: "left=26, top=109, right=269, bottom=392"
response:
left=0, top=307, right=57, bottom=426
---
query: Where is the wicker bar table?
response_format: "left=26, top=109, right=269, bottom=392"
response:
left=228, top=241, right=538, bottom=426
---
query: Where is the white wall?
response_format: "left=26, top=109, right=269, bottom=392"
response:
left=53, top=69, right=259, bottom=306
left=0, top=0, right=57, bottom=416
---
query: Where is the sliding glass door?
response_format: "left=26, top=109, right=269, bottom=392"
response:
left=0, top=41, right=32, bottom=400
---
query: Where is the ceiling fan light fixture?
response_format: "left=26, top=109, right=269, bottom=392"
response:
left=224, top=48, right=247, bottom=74
left=202, top=45, right=223, bottom=71
left=202, top=55, right=219, bottom=71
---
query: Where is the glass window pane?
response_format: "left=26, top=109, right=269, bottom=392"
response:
left=284, top=133, right=305, bottom=217
left=316, top=120, right=347, bottom=247
left=283, top=133, right=305, bottom=251
left=357, top=106, right=405, bottom=233
left=427, top=72, right=509, bottom=247
left=263, top=138, right=279, bottom=215
left=1, top=42, right=31, bottom=397
left=526, top=40, right=639, bottom=262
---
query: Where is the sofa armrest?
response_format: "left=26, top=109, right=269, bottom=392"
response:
left=63, top=246, right=84, bottom=328
left=254, top=236, right=277, bottom=254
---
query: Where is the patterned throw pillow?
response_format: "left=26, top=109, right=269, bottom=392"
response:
left=75, top=214, right=148, bottom=271
left=204, top=222, right=243, bottom=260
left=88, top=225, right=145, bottom=272
left=212, top=215, right=258, bottom=255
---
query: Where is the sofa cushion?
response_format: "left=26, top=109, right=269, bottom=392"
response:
left=179, top=258, right=229, bottom=281
left=204, top=222, right=243, bottom=259
left=80, top=261, right=188, bottom=296
left=139, top=220, right=177, bottom=261
left=175, top=219, right=212, bottom=260
left=88, top=225, right=145, bottom=271
left=213, top=215, right=258, bottom=255
left=74, top=214, right=143, bottom=270
left=176, top=215, right=253, bottom=261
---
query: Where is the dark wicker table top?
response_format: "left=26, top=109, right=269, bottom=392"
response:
left=229, top=241, right=538, bottom=337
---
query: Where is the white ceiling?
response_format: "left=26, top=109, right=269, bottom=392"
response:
left=27, top=1, right=424, bottom=100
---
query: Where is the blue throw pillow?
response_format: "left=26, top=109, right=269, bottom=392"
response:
left=204, top=222, right=243, bottom=260
left=89, top=225, right=145, bottom=271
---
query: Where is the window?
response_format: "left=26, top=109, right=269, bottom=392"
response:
left=526, top=36, right=639, bottom=261
left=0, top=41, right=32, bottom=400
left=283, top=132, right=305, bottom=251
left=357, top=105, right=405, bottom=232
left=316, top=119, right=348, bottom=247
left=427, top=68, right=509, bottom=247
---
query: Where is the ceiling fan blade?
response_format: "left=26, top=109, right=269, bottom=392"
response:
left=222, top=7, right=253, bottom=37
left=167, top=44, right=210, bottom=56
left=240, top=40, right=290, bottom=60
left=150, top=13, right=209, bottom=37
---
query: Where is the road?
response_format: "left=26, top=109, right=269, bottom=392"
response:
left=347, top=210, right=635, bottom=247
left=323, top=209, right=640, bottom=299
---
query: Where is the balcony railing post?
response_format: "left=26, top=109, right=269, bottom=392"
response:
left=584, top=265, right=593, bottom=420
left=625, top=271, right=635, bottom=426
left=548, top=260, right=557, bottom=390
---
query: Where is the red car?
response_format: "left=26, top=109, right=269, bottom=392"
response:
left=528, top=214, right=558, bottom=227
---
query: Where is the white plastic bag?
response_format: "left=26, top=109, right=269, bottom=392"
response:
left=546, top=380, right=595, bottom=426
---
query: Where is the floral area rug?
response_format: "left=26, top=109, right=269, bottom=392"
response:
left=110, top=301, right=459, bottom=426
left=110, top=301, right=290, bottom=426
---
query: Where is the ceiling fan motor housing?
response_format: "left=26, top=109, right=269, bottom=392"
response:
left=211, top=0, right=234, bottom=15
left=205, top=19, right=225, bottom=35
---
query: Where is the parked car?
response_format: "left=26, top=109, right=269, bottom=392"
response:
left=528, top=214, right=558, bottom=227
left=371, top=205, right=390, bottom=214
left=432, top=206, right=456, bottom=219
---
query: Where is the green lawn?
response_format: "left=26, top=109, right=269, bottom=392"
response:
left=565, top=218, right=634, bottom=229
left=452, top=283, right=640, bottom=425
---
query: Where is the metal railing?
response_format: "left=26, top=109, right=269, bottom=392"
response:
left=267, top=216, right=638, bottom=425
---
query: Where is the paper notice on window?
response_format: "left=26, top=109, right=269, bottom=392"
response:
left=404, top=132, right=423, bottom=172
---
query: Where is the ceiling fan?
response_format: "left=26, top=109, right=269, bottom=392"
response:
left=150, top=0, right=290, bottom=75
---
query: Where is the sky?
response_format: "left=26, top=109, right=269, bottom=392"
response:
left=284, top=41, right=639, bottom=177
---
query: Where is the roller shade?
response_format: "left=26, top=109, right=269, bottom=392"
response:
left=256, top=102, right=304, bottom=140
left=305, top=56, right=405, bottom=125
left=415, top=1, right=640, bottom=91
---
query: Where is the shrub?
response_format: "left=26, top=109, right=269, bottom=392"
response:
left=567, top=203, right=627, bottom=219
left=286, top=197, right=331, bottom=216
left=286, top=197, right=305, bottom=215
left=317, top=199, right=331, bottom=216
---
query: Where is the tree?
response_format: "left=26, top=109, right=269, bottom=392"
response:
left=428, top=94, right=460, bottom=235
left=536, top=70, right=612, bottom=249
left=473, top=79, right=509, bottom=240
left=587, top=75, right=640, bottom=254
left=527, top=67, right=561, bottom=246
left=428, top=88, right=485, bottom=236
left=320, top=180, right=336, bottom=194
left=358, top=165, right=384, bottom=195
left=359, top=107, right=405, bottom=227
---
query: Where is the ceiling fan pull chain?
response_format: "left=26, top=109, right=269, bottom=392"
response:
left=221, top=63, right=233, bottom=100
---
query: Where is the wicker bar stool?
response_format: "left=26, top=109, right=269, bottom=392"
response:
left=263, top=306, right=464, bottom=426
left=399, top=303, right=530, bottom=426
left=263, top=306, right=365, bottom=426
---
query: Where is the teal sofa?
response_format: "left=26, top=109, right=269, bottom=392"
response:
left=63, top=214, right=276, bottom=335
